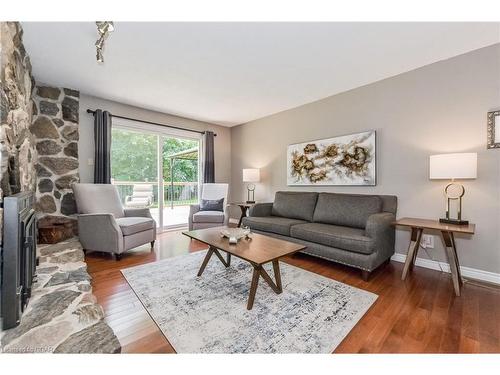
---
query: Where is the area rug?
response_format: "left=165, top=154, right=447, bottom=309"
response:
left=121, top=250, right=377, bottom=353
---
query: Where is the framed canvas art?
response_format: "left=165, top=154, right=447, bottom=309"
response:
left=287, top=130, right=376, bottom=186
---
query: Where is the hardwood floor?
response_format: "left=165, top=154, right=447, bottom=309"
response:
left=85, top=229, right=500, bottom=353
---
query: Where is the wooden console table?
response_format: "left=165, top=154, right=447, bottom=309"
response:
left=393, top=217, right=475, bottom=296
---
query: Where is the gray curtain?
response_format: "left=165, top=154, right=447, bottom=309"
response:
left=93, top=110, right=112, bottom=184
left=203, top=131, right=215, bottom=183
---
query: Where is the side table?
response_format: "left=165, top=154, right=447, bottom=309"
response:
left=393, top=217, right=475, bottom=296
left=229, top=202, right=256, bottom=227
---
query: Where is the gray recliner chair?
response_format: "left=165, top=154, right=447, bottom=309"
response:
left=72, top=183, right=156, bottom=260
left=188, top=183, right=229, bottom=230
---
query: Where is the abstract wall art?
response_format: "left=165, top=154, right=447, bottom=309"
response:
left=287, top=130, right=376, bottom=186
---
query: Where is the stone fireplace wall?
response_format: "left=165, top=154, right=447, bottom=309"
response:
left=1, top=22, right=81, bottom=242
left=0, top=22, right=37, bottom=244
left=32, top=86, right=80, bottom=228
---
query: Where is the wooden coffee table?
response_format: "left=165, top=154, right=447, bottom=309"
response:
left=182, top=227, right=306, bottom=310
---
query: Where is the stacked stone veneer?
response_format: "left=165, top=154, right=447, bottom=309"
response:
left=1, top=22, right=81, bottom=238
left=32, top=85, right=80, bottom=228
left=0, top=238, right=121, bottom=353
left=0, top=23, right=119, bottom=354
left=0, top=22, right=37, bottom=244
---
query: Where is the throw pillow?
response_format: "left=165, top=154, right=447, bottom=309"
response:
left=199, top=198, right=224, bottom=212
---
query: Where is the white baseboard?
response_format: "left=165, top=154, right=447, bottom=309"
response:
left=391, top=253, right=500, bottom=285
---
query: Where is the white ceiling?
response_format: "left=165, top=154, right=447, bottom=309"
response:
left=22, top=22, right=500, bottom=126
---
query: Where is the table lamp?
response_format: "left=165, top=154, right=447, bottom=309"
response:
left=243, top=168, right=260, bottom=204
left=429, top=153, right=477, bottom=225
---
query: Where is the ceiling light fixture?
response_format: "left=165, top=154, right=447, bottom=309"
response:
left=95, top=21, right=114, bottom=64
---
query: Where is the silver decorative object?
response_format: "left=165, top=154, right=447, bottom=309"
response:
left=95, top=21, right=114, bottom=63
left=220, top=227, right=251, bottom=243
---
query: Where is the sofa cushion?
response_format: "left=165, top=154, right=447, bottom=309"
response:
left=313, top=193, right=382, bottom=229
left=290, top=223, right=375, bottom=255
left=271, top=191, right=318, bottom=222
left=241, top=216, right=308, bottom=236
left=192, top=210, right=225, bottom=223
left=115, top=217, right=155, bottom=236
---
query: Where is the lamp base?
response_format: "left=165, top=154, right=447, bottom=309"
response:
left=439, top=218, right=469, bottom=226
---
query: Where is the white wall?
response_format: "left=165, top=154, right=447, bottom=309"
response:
left=78, top=94, right=231, bottom=184
left=230, top=44, right=500, bottom=274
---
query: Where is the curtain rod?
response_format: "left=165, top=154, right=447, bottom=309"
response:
left=86, top=109, right=217, bottom=137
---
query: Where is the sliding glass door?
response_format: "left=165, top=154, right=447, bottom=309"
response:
left=111, top=128, right=159, bottom=224
left=162, top=136, right=199, bottom=227
left=110, top=124, right=200, bottom=230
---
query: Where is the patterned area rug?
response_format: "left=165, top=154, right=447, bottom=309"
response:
left=121, top=250, right=377, bottom=353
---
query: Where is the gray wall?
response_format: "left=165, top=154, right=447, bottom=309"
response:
left=230, top=44, right=500, bottom=274
left=78, top=94, right=231, bottom=184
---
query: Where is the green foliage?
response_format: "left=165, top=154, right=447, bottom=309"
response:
left=111, top=128, right=199, bottom=182
left=111, top=129, right=157, bottom=181
left=162, top=138, right=198, bottom=182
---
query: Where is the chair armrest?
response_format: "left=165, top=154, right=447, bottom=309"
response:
left=223, top=204, right=230, bottom=226
left=77, top=213, right=123, bottom=254
left=189, top=204, right=200, bottom=215
left=249, top=203, right=273, bottom=217
left=124, top=208, right=152, bottom=218
left=188, top=204, right=200, bottom=230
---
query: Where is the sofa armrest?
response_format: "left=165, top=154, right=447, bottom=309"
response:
left=77, top=213, right=123, bottom=254
left=365, top=212, right=396, bottom=258
left=365, top=212, right=395, bottom=237
left=249, top=202, right=273, bottom=217
left=124, top=207, right=152, bottom=218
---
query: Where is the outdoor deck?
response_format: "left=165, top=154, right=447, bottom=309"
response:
left=113, top=181, right=197, bottom=229
left=150, top=205, right=191, bottom=228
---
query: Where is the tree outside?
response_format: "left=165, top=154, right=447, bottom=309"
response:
left=111, top=128, right=199, bottom=206
left=111, top=128, right=199, bottom=182
left=111, top=128, right=158, bottom=182
left=162, top=138, right=198, bottom=183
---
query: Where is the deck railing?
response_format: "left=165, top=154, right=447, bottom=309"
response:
left=112, top=180, right=198, bottom=207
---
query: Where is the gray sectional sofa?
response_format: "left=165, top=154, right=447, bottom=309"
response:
left=241, top=191, right=397, bottom=280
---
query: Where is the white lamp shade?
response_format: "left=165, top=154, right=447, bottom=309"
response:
left=429, top=153, right=477, bottom=180
left=243, top=168, right=260, bottom=182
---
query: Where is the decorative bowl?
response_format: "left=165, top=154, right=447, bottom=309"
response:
left=220, top=227, right=251, bottom=241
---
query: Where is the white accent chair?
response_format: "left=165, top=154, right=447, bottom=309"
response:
left=72, top=183, right=156, bottom=260
left=188, top=183, right=229, bottom=230
left=125, top=184, right=154, bottom=208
